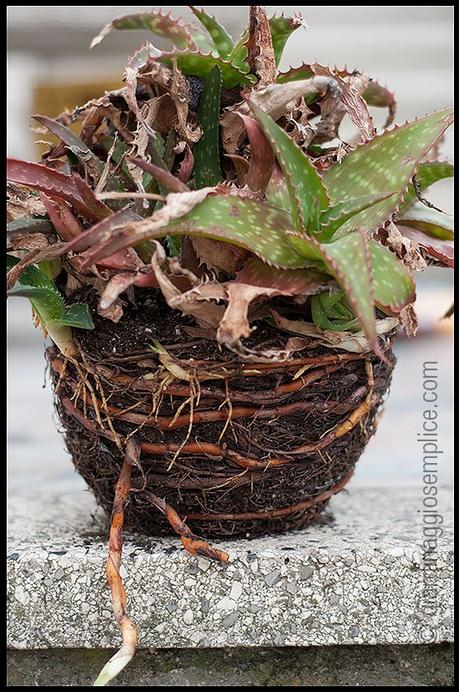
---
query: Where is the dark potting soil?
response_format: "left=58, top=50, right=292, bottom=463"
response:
left=50, top=287, right=396, bottom=539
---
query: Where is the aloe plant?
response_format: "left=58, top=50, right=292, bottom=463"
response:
left=6, top=8, right=454, bottom=684
left=7, top=6, right=454, bottom=358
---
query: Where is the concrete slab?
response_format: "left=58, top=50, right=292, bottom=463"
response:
left=7, top=482, right=453, bottom=650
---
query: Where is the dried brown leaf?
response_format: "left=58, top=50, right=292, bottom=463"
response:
left=170, top=61, right=202, bottom=143
left=382, top=221, right=428, bottom=272
left=247, top=6, right=277, bottom=85
left=7, top=182, right=47, bottom=222
left=398, top=304, right=418, bottom=338
left=217, top=259, right=330, bottom=353
left=151, top=243, right=225, bottom=329
left=220, top=77, right=336, bottom=153
left=191, top=237, right=249, bottom=275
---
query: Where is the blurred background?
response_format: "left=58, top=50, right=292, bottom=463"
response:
left=7, top=6, right=453, bottom=492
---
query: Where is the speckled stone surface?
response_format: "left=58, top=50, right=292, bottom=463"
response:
left=7, top=483, right=453, bottom=650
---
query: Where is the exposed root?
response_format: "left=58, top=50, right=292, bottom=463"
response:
left=51, top=356, right=346, bottom=404
left=144, top=491, right=230, bottom=562
left=93, top=440, right=138, bottom=687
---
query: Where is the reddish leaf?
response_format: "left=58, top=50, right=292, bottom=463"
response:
left=7, top=159, right=110, bottom=222
left=65, top=209, right=141, bottom=253
left=39, top=193, right=82, bottom=241
left=238, top=114, right=275, bottom=193
left=129, top=157, right=189, bottom=193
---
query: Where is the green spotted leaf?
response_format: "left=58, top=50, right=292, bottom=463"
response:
left=194, top=66, right=223, bottom=188
left=323, top=108, right=454, bottom=238
left=189, top=6, right=234, bottom=59
left=91, top=10, right=196, bottom=50
left=369, top=241, right=416, bottom=313
left=288, top=231, right=377, bottom=345
left=318, top=192, right=397, bottom=242
left=228, top=33, right=250, bottom=73
left=249, top=101, right=329, bottom=233
left=157, top=49, right=255, bottom=88
left=265, top=168, right=291, bottom=213
left=269, top=14, right=307, bottom=66
left=287, top=230, right=415, bottom=347
left=138, top=196, right=310, bottom=268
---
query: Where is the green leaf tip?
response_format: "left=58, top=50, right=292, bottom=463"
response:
left=268, top=13, right=308, bottom=66
left=189, top=6, right=234, bottom=59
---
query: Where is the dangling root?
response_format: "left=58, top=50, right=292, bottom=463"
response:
left=144, top=491, right=230, bottom=562
left=93, top=440, right=138, bottom=687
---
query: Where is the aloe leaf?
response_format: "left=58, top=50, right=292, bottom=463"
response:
left=51, top=303, right=95, bottom=330
left=38, top=258, right=62, bottom=281
left=228, top=33, right=250, bottom=73
left=288, top=230, right=415, bottom=347
left=162, top=196, right=312, bottom=268
left=313, top=232, right=378, bottom=345
left=369, top=240, right=416, bottom=312
left=397, top=203, right=454, bottom=241
left=156, top=50, right=255, bottom=88
left=269, top=14, right=307, bottom=66
left=7, top=158, right=111, bottom=222
left=276, top=63, right=315, bottom=84
left=7, top=256, right=61, bottom=313
left=265, top=168, right=291, bottom=213
left=91, top=10, right=196, bottom=50
left=189, top=6, right=234, bottom=59
left=7, top=216, right=54, bottom=237
left=397, top=161, right=454, bottom=216
left=311, top=291, right=361, bottom=331
left=118, top=196, right=309, bottom=269
left=7, top=282, right=66, bottom=318
left=318, top=192, right=397, bottom=242
left=194, top=66, right=223, bottom=188
left=249, top=101, right=329, bottom=232
left=31, top=115, right=104, bottom=176
left=7, top=255, right=94, bottom=353
left=323, top=108, right=454, bottom=238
